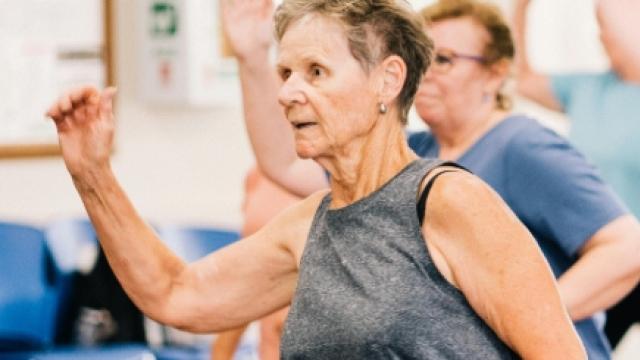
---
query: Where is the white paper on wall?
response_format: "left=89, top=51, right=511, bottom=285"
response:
left=0, top=0, right=105, bottom=146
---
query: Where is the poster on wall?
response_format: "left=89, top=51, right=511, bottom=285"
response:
left=138, top=0, right=240, bottom=108
left=0, top=0, right=112, bottom=158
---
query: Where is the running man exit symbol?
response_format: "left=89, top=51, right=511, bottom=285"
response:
left=151, top=1, right=178, bottom=37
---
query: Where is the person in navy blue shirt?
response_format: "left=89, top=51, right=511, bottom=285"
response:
left=222, top=0, right=640, bottom=358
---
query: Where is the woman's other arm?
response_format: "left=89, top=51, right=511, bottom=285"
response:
left=222, top=0, right=328, bottom=196
left=422, top=171, right=585, bottom=359
left=558, top=215, right=640, bottom=320
left=512, top=0, right=564, bottom=111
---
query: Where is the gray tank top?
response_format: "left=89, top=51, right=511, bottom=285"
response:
left=280, top=159, right=518, bottom=359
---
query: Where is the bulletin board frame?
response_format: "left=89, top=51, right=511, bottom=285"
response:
left=0, top=0, right=115, bottom=159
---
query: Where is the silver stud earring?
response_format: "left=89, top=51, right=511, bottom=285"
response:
left=378, top=102, right=388, bottom=114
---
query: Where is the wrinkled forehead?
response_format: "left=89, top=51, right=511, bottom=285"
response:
left=276, top=14, right=351, bottom=65
left=427, top=17, right=490, bottom=53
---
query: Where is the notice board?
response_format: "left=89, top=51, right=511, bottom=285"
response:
left=0, top=0, right=113, bottom=158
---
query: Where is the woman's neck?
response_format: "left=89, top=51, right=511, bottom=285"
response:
left=318, top=115, right=417, bottom=209
left=430, top=108, right=508, bottom=161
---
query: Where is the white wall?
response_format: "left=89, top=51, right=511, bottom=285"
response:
left=0, top=0, right=608, bottom=228
left=0, top=0, right=254, bottom=228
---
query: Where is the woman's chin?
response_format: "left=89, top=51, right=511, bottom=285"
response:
left=295, top=144, right=319, bottom=159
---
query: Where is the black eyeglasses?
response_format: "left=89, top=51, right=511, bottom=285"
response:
left=431, top=48, right=487, bottom=74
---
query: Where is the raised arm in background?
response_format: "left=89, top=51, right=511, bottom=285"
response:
left=221, top=0, right=327, bottom=197
left=512, top=0, right=563, bottom=111
left=45, top=86, right=318, bottom=333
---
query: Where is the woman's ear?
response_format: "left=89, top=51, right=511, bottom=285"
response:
left=485, top=58, right=511, bottom=94
left=377, top=55, right=407, bottom=104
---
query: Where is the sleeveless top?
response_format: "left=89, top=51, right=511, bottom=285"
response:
left=280, top=158, right=517, bottom=359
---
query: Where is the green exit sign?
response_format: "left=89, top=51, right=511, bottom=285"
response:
left=151, top=1, right=178, bottom=37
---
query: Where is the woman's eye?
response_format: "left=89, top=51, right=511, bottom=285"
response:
left=280, top=69, right=291, bottom=81
left=435, top=54, right=452, bottom=65
left=311, top=65, right=324, bottom=77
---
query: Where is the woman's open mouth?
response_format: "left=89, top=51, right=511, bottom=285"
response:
left=292, top=121, right=317, bottom=129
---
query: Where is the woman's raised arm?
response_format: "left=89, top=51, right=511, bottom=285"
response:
left=46, top=86, right=321, bottom=333
left=222, top=0, right=328, bottom=197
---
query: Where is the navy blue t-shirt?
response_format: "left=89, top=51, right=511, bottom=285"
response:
left=409, top=115, right=627, bottom=360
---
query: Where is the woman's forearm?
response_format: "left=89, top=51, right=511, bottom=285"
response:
left=72, top=166, right=186, bottom=322
left=238, top=54, right=298, bottom=177
left=558, top=223, right=640, bottom=320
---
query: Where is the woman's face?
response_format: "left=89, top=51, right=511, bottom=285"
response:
left=276, top=15, right=380, bottom=159
left=414, top=17, right=494, bottom=127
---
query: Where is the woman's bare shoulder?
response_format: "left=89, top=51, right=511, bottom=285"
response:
left=257, top=189, right=331, bottom=259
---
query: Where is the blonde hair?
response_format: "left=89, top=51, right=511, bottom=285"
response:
left=421, top=0, right=514, bottom=110
left=274, top=0, right=433, bottom=124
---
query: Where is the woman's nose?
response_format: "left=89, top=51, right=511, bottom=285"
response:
left=278, top=74, right=306, bottom=108
left=423, top=66, right=436, bottom=81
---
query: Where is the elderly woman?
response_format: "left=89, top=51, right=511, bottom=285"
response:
left=412, top=3, right=640, bottom=357
left=47, top=0, right=584, bottom=358
left=226, top=0, right=640, bottom=359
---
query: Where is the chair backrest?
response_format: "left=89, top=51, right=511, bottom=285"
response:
left=150, top=225, right=240, bottom=348
left=0, top=222, right=59, bottom=350
left=44, top=218, right=97, bottom=275
left=158, top=226, right=240, bottom=263
left=43, top=218, right=100, bottom=345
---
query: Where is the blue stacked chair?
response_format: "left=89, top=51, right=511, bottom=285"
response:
left=43, top=217, right=99, bottom=340
left=0, top=222, right=60, bottom=350
left=1, top=219, right=243, bottom=359
left=18, top=218, right=154, bottom=360
left=158, top=226, right=240, bottom=263
left=44, top=218, right=97, bottom=277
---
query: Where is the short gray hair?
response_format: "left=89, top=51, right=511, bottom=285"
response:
left=275, top=0, right=433, bottom=124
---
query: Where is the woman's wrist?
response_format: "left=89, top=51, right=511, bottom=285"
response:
left=71, top=163, right=115, bottom=192
left=236, top=48, right=271, bottom=71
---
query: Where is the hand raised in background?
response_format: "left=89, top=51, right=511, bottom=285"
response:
left=46, top=86, right=117, bottom=177
left=221, top=0, right=274, bottom=63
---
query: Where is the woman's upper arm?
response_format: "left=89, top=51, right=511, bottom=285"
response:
left=162, top=191, right=326, bottom=333
left=423, top=172, right=585, bottom=359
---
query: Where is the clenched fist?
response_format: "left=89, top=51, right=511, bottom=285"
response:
left=46, top=86, right=117, bottom=177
